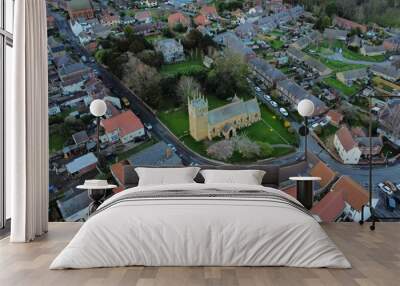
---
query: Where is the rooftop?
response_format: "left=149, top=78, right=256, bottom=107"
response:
left=335, top=126, right=358, bottom=152
left=101, top=110, right=144, bottom=137
left=128, top=141, right=182, bottom=166
left=331, top=176, right=369, bottom=211
left=208, top=98, right=260, bottom=126
left=65, top=152, right=97, bottom=174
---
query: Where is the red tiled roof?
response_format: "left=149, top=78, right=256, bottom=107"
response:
left=351, top=127, right=366, bottom=138
left=327, top=110, right=343, bottom=125
left=194, top=14, right=209, bottom=26
left=110, top=162, right=125, bottom=186
left=168, top=12, right=189, bottom=26
left=200, top=5, right=217, bottom=17
left=311, top=191, right=345, bottom=222
left=136, top=11, right=151, bottom=21
left=101, top=110, right=144, bottom=137
left=310, top=161, right=336, bottom=188
left=282, top=185, right=297, bottom=198
left=331, top=176, right=369, bottom=211
left=334, top=16, right=367, bottom=32
left=336, top=126, right=358, bottom=152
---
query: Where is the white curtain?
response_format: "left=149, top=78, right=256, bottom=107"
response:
left=7, top=0, right=49, bottom=242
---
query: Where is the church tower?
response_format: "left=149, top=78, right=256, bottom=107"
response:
left=188, top=93, right=209, bottom=141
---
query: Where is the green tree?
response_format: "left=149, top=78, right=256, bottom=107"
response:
left=205, top=50, right=250, bottom=100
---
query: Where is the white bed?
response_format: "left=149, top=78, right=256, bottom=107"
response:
left=50, top=183, right=351, bottom=269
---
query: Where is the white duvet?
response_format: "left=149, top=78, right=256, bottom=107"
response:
left=50, top=183, right=351, bottom=269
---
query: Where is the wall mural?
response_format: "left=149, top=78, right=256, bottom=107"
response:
left=47, top=0, right=400, bottom=223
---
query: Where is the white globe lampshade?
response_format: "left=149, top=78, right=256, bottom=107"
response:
left=297, top=99, right=315, bottom=117
left=90, top=99, right=107, bottom=117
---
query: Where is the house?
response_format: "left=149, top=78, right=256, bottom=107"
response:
left=168, top=12, right=190, bottom=30
left=214, top=32, right=256, bottom=61
left=48, top=36, right=65, bottom=57
left=194, top=14, right=210, bottom=26
left=336, top=68, right=368, bottom=86
left=58, top=63, right=90, bottom=86
left=199, top=5, right=218, bottom=20
left=323, top=28, right=348, bottom=41
left=256, top=16, right=277, bottom=33
left=48, top=105, right=61, bottom=116
left=330, top=176, right=370, bottom=223
left=383, top=35, right=400, bottom=52
left=370, top=64, right=400, bottom=83
left=65, top=152, right=98, bottom=175
left=154, top=39, right=185, bottom=63
left=133, top=22, right=163, bottom=36
left=333, top=16, right=367, bottom=33
left=276, top=79, right=327, bottom=116
left=378, top=99, right=400, bottom=146
left=66, top=0, right=94, bottom=20
left=286, top=47, right=306, bottom=62
left=326, top=110, right=344, bottom=127
left=347, top=35, right=362, bottom=49
left=311, top=191, right=345, bottom=222
left=100, top=11, right=120, bottom=26
left=291, top=31, right=321, bottom=50
left=304, top=57, right=332, bottom=76
left=248, top=57, right=287, bottom=88
left=355, top=136, right=383, bottom=157
left=135, top=11, right=152, bottom=23
left=360, top=44, right=386, bottom=57
left=235, top=22, right=256, bottom=40
left=334, top=126, right=362, bottom=164
left=141, top=0, right=158, bottom=7
left=56, top=191, right=90, bottom=222
left=101, top=110, right=145, bottom=144
left=128, top=141, right=183, bottom=166
left=72, top=130, right=89, bottom=146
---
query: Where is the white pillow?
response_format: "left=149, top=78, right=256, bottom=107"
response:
left=200, top=169, right=266, bottom=185
left=135, top=167, right=201, bottom=186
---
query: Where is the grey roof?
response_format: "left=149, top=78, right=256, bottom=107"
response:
left=355, top=137, right=383, bottom=147
left=362, top=44, right=385, bottom=54
left=304, top=57, right=331, bottom=75
left=57, top=191, right=90, bottom=222
left=248, top=57, right=287, bottom=82
left=72, top=130, right=89, bottom=145
left=208, top=98, right=260, bottom=125
left=66, top=152, right=98, bottom=174
left=337, top=68, right=368, bottom=80
left=287, top=47, right=306, bottom=60
left=371, top=64, right=400, bottom=80
left=277, top=79, right=327, bottom=114
left=213, top=32, right=255, bottom=58
left=59, top=63, right=89, bottom=76
left=292, top=31, right=321, bottom=49
left=128, top=141, right=183, bottom=166
left=155, top=38, right=183, bottom=50
left=67, top=0, right=92, bottom=11
left=323, top=28, right=348, bottom=40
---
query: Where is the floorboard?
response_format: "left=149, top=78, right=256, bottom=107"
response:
left=0, top=222, right=399, bottom=286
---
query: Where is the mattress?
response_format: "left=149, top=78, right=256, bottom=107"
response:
left=50, top=183, right=351, bottom=269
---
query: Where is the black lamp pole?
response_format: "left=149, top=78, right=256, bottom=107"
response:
left=96, top=117, right=100, bottom=156
left=304, top=116, right=308, bottom=162
left=366, top=93, right=400, bottom=231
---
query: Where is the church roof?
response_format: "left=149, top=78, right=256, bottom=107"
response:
left=208, top=98, right=260, bottom=126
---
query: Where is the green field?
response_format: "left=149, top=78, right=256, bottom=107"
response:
left=322, top=77, right=362, bottom=96
left=160, top=58, right=205, bottom=77
left=158, top=96, right=298, bottom=162
left=270, top=39, right=284, bottom=50
left=49, top=133, right=69, bottom=155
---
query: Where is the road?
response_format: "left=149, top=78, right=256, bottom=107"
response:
left=53, top=10, right=400, bottom=192
left=325, top=52, right=390, bottom=66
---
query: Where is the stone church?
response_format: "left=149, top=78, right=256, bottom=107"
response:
left=188, top=94, right=261, bottom=141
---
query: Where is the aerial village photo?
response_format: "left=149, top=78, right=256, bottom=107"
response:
left=46, top=0, right=400, bottom=223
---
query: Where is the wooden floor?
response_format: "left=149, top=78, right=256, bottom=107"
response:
left=0, top=223, right=399, bottom=286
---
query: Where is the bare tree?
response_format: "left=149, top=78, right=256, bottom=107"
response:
left=177, top=76, right=201, bottom=105
left=207, top=140, right=235, bottom=161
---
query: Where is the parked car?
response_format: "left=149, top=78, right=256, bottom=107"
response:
left=384, top=181, right=397, bottom=193
left=270, top=101, right=278, bottom=108
left=264, top=94, right=271, bottom=101
left=279, top=108, right=288, bottom=117
left=378, top=183, right=393, bottom=196
left=144, top=123, right=153, bottom=130
left=311, top=122, right=319, bottom=129
left=396, top=183, right=400, bottom=192
left=255, top=86, right=261, bottom=92
left=121, top=97, right=130, bottom=108
left=167, top=143, right=177, bottom=152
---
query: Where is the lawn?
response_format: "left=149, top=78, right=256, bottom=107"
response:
left=317, top=57, right=365, bottom=73
left=318, top=125, right=338, bottom=142
left=160, top=58, right=205, bottom=77
left=144, top=34, right=166, bottom=44
left=269, top=39, right=284, bottom=50
left=322, top=77, right=362, bottom=96
left=49, top=133, right=69, bottom=154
